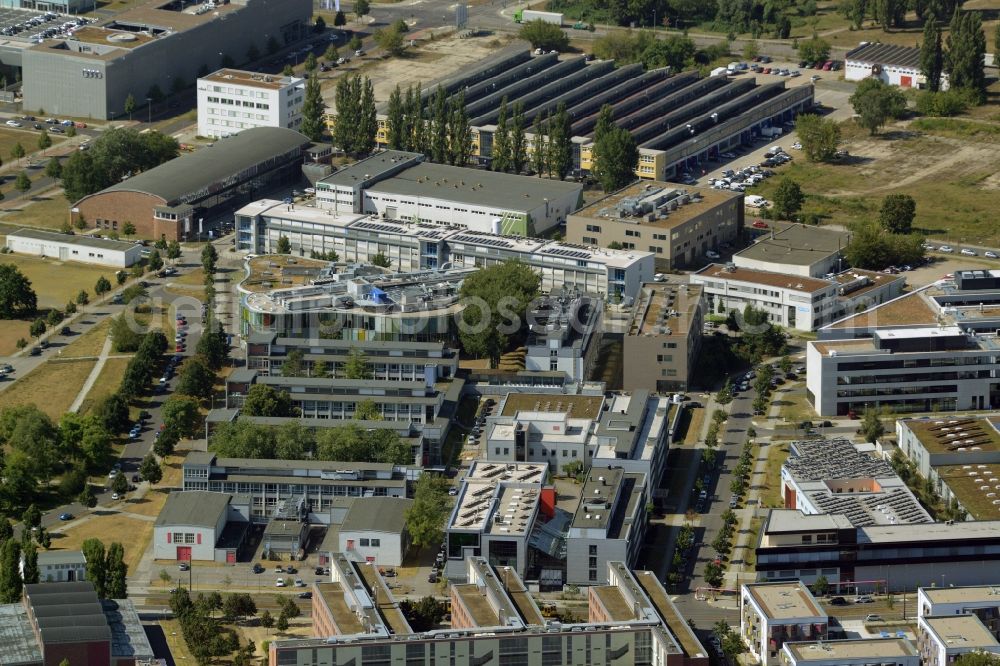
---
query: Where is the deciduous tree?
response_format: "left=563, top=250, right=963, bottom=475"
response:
left=795, top=114, right=841, bottom=162
left=946, top=9, right=987, bottom=103
left=518, top=19, right=569, bottom=51
left=241, top=384, right=297, bottom=417
left=300, top=72, right=325, bottom=142
left=162, top=394, right=201, bottom=438
left=849, top=77, right=906, bottom=135
left=0, top=264, right=37, bottom=318
left=878, top=194, right=916, bottom=234
left=404, top=474, right=451, bottom=549
left=771, top=178, right=804, bottom=219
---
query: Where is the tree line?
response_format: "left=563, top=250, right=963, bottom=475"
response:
left=384, top=84, right=473, bottom=166
left=210, top=420, right=412, bottom=465
left=920, top=8, right=987, bottom=103
left=169, top=588, right=260, bottom=666
left=58, top=127, right=179, bottom=202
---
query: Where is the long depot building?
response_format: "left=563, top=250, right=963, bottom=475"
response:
left=348, top=44, right=814, bottom=182
left=73, top=127, right=311, bottom=241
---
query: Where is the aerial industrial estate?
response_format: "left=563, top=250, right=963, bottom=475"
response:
left=0, top=0, right=996, bottom=665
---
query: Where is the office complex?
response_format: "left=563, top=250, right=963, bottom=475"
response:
left=691, top=264, right=904, bottom=332
left=780, top=638, right=919, bottom=666
left=740, top=582, right=827, bottom=666
left=316, top=150, right=583, bottom=236
left=624, top=280, right=704, bottom=392
left=808, top=270, right=1000, bottom=416
left=21, top=0, right=310, bottom=119
left=755, top=508, right=1000, bottom=591
left=734, top=224, right=851, bottom=278
left=271, top=557, right=709, bottom=666
left=74, top=127, right=310, bottom=241
left=523, top=292, right=603, bottom=382
left=780, top=438, right=931, bottom=525
left=182, top=452, right=408, bottom=522
left=197, top=68, right=305, bottom=139
left=566, top=182, right=743, bottom=269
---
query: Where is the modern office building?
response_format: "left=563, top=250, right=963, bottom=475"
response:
left=780, top=438, right=932, bottom=526
left=485, top=390, right=672, bottom=486
left=357, top=46, right=813, bottom=181
left=236, top=200, right=656, bottom=301
left=755, top=508, right=1000, bottom=591
left=917, top=614, right=1000, bottom=666
left=236, top=258, right=471, bottom=342
left=223, top=368, right=461, bottom=438
left=182, top=452, right=408, bottom=522
left=780, top=638, right=919, bottom=666
left=244, top=331, right=459, bottom=380
left=74, top=127, right=311, bottom=241
left=271, top=557, right=709, bottom=666
left=918, top=585, right=1000, bottom=639
left=566, top=182, right=743, bottom=269
left=808, top=270, right=1000, bottom=416
left=315, top=150, right=583, bottom=236
left=21, top=0, right=311, bottom=119
left=896, top=416, right=1000, bottom=521
left=523, top=292, right=603, bottom=382
left=734, top=224, right=851, bottom=278
left=197, top=68, right=305, bottom=138
left=691, top=264, right=904, bottom=332
left=0, top=581, right=154, bottom=666
left=153, top=490, right=250, bottom=562
left=6, top=228, right=142, bottom=268
left=740, top=582, right=827, bottom=666
left=845, top=42, right=949, bottom=90
left=624, top=279, right=704, bottom=392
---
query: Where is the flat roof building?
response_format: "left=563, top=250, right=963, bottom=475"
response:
left=756, top=508, right=1000, bottom=592
left=182, top=452, right=408, bottom=521
left=624, top=279, right=704, bottom=391
left=781, top=438, right=931, bottom=528
left=781, top=638, right=919, bottom=666
left=22, top=0, right=311, bottom=119
left=918, top=585, right=1000, bottom=641
left=809, top=272, right=1000, bottom=416
left=918, top=614, right=1000, bottom=666
left=316, top=150, right=583, bottom=236
left=74, top=127, right=311, bottom=241
left=237, top=202, right=655, bottom=302
left=692, top=264, right=904, bottom=332
left=272, top=557, right=709, bottom=666
left=740, top=582, right=828, bottom=666
left=524, top=292, right=603, bottom=383
left=198, top=69, right=305, bottom=139
left=566, top=181, right=743, bottom=269
left=154, top=490, right=250, bottom=562
left=6, top=228, right=142, bottom=268
left=897, top=416, right=1000, bottom=521
left=734, top=223, right=851, bottom=278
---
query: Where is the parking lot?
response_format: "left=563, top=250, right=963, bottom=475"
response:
left=0, top=8, right=93, bottom=43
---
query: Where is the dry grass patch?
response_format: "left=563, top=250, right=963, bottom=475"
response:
left=50, top=511, right=152, bottom=571
left=0, top=193, right=70, bottom=231
left=77, top=356, right=130, bottom=415
left=683, top=406, right=706, bottom=446
left=0, top=358, right=95, bottom=419
left=0, top=319, right=31, bottom=356
left=62, top=318, right=112, bottom=358
left=158, top=620, right=196, bottom=664
left=760, top=441, right=791, bottom=510
left=0, top=252, right=117, bottom=309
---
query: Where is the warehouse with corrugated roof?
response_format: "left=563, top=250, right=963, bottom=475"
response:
left=72, top=127, right=311, bottom=241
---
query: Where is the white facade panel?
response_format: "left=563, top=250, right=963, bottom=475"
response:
left=7, top=234, right=141, bottom=267
left=198, top=71, right=305, bottom=139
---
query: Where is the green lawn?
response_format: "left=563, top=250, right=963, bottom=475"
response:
left=0, top=252, right=117, bottom=309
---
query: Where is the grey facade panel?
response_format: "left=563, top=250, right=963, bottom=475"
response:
left=22, top=0, right=310, bottom=119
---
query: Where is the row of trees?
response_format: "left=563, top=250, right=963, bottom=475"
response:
left=169, top=588, right=256, bottom=665
left=59, top=127, right=179, bottom=202
left=279, top=346, right=369, bottom=380
left=592, top=30, right=697, bottom=70
left=384, top=84, right=472, bottom=166
left=332, top=74, right=377, bottom=158
left=82, top=538, right=128, bottom=599
left=920, top=9, right=988, bottom=102
left=210, top=420, right=412, bottom=465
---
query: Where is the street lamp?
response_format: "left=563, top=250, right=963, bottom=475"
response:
left=146, top=97, right=152, bottom=124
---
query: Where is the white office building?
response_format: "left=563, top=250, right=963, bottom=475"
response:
left=740, top=582, right=828, bottom=666
left=315, top=150, right=583, bottom=236
left=918, top=614, right=1000, bottom=666
left=235, top=200, right=655, bottom=301
left=918, top=585, right=1000, bottom=636
left=691, top=264, right=904, bottom=332
left=6, top=228, right=142, bottom=268
left=197, top=68, right=305, bottom=139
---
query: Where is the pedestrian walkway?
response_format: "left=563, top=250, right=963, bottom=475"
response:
left=69, top=333, right=112, bottom=412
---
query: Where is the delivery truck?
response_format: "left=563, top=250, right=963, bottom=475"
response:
left=513, top=9, right=563, bottom=25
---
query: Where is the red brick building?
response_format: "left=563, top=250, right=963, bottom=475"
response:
left=73, top=127, right=310, bottom=242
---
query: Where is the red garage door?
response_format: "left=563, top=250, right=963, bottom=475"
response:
left=900, top=75, right=912, bottom=88
left=177, top=546, right=192, bottom=561
left=226, top=551, right=236, bottom=564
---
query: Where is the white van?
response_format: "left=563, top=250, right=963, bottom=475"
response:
left=746, top=195, right=768, bottom=208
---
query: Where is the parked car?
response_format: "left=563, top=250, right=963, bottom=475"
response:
left=706, top=250, right=720, bottom=260
left=179, top=562, right=190, bottom=571
left=855, top=594, right=874, bottom=603
left=986, top=251, right=998, bottom=259
left=298, top=591, right=313, bottom=599
left=59, top=512, right=73, bottom=521
left=829, top=596, right=849, bottom=606
left=938, top=245, right=954, bottom=253
left=5, top=120, right=22, bottom=127
left=49, top=126, right=64, bottom=134
left=252, top=563, right=265, bottom=574
left=961, top=248, right=977, bottom=256
left=864, top=614, right=883, bottom=623
left=275, top=578, right=286, bottom=587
